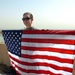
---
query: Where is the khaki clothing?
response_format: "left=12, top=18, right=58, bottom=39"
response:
left=24, top=27, right=37, bottom=30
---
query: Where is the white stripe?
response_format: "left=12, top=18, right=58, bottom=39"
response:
left=8, top=52, right=73, bottom=68
left=22, top=42, right=75, bottom=50
left=22, top=50, right=74, bottom=60
left=22, top=34, right=75, bottom=40
left=10, top=58, right=72, bottom=75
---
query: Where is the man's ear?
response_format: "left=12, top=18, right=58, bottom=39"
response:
left=31, top=18, right=33, bottom=21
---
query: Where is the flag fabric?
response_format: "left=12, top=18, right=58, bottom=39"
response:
left=2, top=30, right=75, bottom=75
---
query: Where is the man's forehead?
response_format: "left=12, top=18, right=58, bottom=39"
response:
left=23, top=14, right=30, bottom=17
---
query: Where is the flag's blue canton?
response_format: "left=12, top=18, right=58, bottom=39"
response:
left=2, top=30, right=22, bottom=57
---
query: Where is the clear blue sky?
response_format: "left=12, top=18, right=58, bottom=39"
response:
left=0, top=0, right=75, bottom=30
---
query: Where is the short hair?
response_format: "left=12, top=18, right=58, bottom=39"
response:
left=23, top=12, right=33, bottom=19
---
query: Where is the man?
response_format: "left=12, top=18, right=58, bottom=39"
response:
left=22, top=12, right=35, bottom=30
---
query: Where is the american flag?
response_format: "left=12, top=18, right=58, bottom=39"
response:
left=2, top=30, right=75, bottom=75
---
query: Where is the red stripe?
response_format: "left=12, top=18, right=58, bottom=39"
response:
left=21, top=46, right=75, bottom=55
left=21, top=54, right=73, bottom=64
left=22, top=30, right=75, bottom=35
left=22, top=38, right=75, bottom=45
left=15, top=64, right=62, bottom=75
left=9, top=53, right=73, bottom=66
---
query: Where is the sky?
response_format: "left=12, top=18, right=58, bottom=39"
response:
left=0, top=0, right=75, bottom=30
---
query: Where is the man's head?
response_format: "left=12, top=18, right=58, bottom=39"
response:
left=22, top=12, right=33, bottom=28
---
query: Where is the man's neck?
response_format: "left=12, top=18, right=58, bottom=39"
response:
left=26, top=26, right=31, bottom=29
left=25, top=27, right=34, bottom=30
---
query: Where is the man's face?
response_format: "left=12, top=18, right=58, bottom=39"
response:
left=22, top=14, right=33, bottom=28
